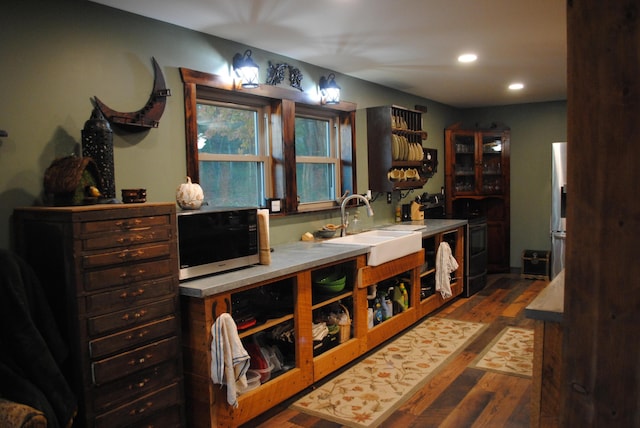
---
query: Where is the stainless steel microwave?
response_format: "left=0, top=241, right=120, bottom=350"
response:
left=177, top=207, right=259, bottom=280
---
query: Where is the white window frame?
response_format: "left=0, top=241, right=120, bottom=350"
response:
left=295, top=109, right=342, bottom=211
left=195, top=98, right=273, bottom=206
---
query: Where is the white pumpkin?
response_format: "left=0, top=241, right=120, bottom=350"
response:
left=176, top=176, right=204, bottom=209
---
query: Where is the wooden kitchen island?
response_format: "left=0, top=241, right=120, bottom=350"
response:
left=525, top=270, right=565, bottom=428
left=179, top=219, right=467, bottom=427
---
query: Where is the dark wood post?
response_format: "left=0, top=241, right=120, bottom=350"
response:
left=564, top=1, right=640, bottom=425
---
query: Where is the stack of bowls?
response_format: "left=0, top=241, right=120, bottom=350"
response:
left=313, top=270, right=346, bottom=293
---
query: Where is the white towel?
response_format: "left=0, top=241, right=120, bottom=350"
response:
left=436, top=241, right=459, bottom=299
left=211, top=313, right=250, bottom=408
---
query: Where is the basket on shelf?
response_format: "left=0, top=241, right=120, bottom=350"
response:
left=338, top=304, right=352, bottom=343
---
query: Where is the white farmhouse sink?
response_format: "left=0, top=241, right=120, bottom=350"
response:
left=324, top=229, right=422, bottom=266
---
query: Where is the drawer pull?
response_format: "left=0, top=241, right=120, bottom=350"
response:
left=128, top=378, right=150, bottom=390
left=128, top=353, right=153, bottom=367
left=134, top=310, right=147, bottom=319
left=131, top=288, right=145, bottom=297
left=119, top=269, right=146, bottom=279
left=129, top=401, right=153, bottom=416
left=121, top=310, right=147, bottom=321
left=115, top=219, right=144, bottom=228
left=118, top=249, right=145, bottom=260
left=116, top=234, right=146, bottom=244
left=119, top=288, right=145, bottom=300
left=124, top=329, right=149, bottom=341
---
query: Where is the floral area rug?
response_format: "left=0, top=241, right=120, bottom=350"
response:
left=470, top=326, right=534, bottom=378
left=290, top=317, right=486, bottom=428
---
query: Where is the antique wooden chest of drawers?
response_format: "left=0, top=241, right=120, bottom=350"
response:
left=13, top=203, right=184, bottom=428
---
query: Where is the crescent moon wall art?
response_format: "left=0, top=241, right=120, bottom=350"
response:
left=94, top=57, right=171, bottom=132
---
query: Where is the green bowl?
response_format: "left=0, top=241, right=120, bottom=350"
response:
left=314, top=271, right=346, bottom=293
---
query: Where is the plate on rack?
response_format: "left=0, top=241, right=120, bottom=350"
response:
left=401, top=137, right=408, bottom=160
left=392, top=135, right=399, bottom=160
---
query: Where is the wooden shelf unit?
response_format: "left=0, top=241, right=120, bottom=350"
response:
left=367, top=105, right=436, bottom=192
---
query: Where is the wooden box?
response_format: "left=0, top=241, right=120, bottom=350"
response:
left=521, top=250, right=550, bottom=281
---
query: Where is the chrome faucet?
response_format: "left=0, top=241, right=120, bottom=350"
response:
left=340, top=194, right=374, bottom=236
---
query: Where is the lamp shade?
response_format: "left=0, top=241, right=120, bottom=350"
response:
left=233, top=50, right=260, bottom=88
left=319, top=73, right=341, bottom=104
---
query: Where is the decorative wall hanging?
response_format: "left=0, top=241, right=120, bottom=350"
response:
left=266, top=61, right=303, bottom=91
left=94, top=57, right=171, bottom=132
left=82, top=106, right=115, bottom=199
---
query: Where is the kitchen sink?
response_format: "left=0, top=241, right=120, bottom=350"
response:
left=323, top=229, right=422, bottom=266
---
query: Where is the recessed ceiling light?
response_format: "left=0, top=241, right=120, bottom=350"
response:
left=458, top=53, right=477, bottom=63
left=509, top=82, right=524, bottom=90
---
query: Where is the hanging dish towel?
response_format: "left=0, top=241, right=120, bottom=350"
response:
left=436, top=241, right=459, bottom=299
left=211, top=313, right=251, bottom=408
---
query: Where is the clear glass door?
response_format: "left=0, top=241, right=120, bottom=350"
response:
left=453, top=133, right=475, bottom=193
left=480, top=134, right=503, bottom=194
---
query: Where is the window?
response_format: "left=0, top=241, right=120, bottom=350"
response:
left=195, top=101, right=270, bottom=207
left=295, top=112, right=340, bottom=210
left=180, top=67, right=356, bottom=214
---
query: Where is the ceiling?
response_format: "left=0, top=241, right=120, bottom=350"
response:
left=89, top=0, right=566, bottom=108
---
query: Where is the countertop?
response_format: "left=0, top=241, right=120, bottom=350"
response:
left=524, top=269, right=565, bottom=323
left=179, top=218, right=468, bottom=298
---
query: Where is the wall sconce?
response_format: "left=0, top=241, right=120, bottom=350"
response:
left=233, top=49, right=260, bottom=88
left=319, top=73, right=341, bottom=104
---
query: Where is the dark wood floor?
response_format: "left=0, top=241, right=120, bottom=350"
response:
left=242, top=274, right=548, bottom=428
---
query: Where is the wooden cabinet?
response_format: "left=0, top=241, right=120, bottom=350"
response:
left=445, top=124, right=510, bottom=272
left=367, top=105, right=437, bottom=192
left=180, top=223, right=464, bottom=427
left=13, top=203, right=184, bottom=428
left=181, top=256, right=364, bottom=427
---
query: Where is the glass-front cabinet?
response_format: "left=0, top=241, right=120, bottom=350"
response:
left=449, top=128, right=509, bottom=196
left=445, top=123, right=511, bottom=272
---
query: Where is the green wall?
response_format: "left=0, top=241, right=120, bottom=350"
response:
left=0, top=0, right=565, bottom=268
left=460, top=102, right=567, bottom=266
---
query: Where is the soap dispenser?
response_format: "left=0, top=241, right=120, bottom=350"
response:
left=351, top=211, right=361, bottom=233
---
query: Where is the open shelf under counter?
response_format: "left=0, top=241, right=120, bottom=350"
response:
left=214, top=366, right=308, bottom=426
left=311, top=290, right=352, bottom=309
left=365, top=307, right=418, bottom=351
left=237, top=314, right=295, bottom=339
left=417, top=279, right=464, bottom=318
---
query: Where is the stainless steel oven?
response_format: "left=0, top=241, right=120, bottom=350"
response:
left=466, top=216, right=488, bottom=297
